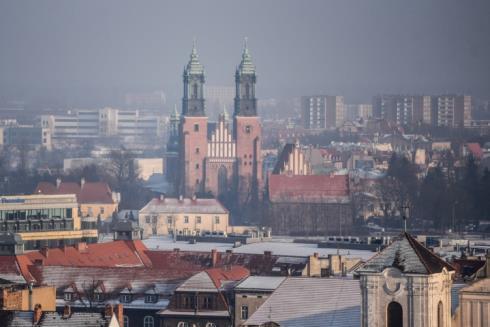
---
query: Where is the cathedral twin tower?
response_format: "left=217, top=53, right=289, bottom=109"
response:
left=174, top=41, right=262, bottom=204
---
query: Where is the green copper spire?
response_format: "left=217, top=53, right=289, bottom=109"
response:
left=186, top=38, right=204, bottom=75
left=238, top=37, right=255, bottom=75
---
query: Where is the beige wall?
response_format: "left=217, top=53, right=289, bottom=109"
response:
left=235, top=292, right=271, bottom=327
left=456, top=280, right=490, bottom=327
left=139, top=212, right=229, bottom=238
left=2, top=286, right=56, bottom=311
left=80, top=203, right=118, bottom=220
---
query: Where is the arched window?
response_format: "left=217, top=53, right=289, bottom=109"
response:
left=143, top=316, right=154, bottom=327
left=192, top=84, right=198, bottom=99
left=218, top=166, right=228, bottom=196
left=177, top=322, right=189, bottom=327
left=438, top=301, right=443, bottom=327
left=387, top=301, right=403, bottom=327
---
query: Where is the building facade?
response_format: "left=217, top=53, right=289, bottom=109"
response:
left=177, top=41, right=262, bottom=204
left=357, top=232, right=455, bottom=327
left=0, top=194, right=98, bottom=250
left=301, top=95, right=345, bottom=129
left=138, top=196, right=229, bottom=238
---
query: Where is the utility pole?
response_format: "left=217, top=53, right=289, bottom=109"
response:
left=400, top=205, right=409, bottom=232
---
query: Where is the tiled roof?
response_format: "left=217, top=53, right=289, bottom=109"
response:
left=356, top=232, right=455, bottom=274
left=177, top=266, right=249, bottom=292
left=25, top=240, right=151, bottom=268
left=139, top=197, right=228, bottom=214
left=244, top=277, right=361, bottom=327
left=35, top=181, right=115, bottom=204
left=268, top=174, right=350, bottom=203
left=0, top=255, right=31, bottom=284
left=40, top=312, right=110, bottom=327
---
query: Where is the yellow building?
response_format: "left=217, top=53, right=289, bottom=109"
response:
left=1, top=284, right=56, bottom=311
left=0, top=194, right=98, bottom=250
left=35, top=179, right=119, bottom=221
left=138, top=196, right=229, bottom=238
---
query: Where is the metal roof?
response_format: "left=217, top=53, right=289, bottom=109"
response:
left=139, top=198, right=228, bottom=215
left=244, top=277, right=361, bottom=327
left=235, top=276, right=285, bottom=291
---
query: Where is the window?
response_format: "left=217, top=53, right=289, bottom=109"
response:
left=196, top=163, right=200, bottom=169
left=184, top=216, right=189, bottom=224
left=100, top=207, right=105, bottom=214
left=196, top=216, right=201, bottom=224
left=241, top=305, right=249, bottom=320
left=152, top=216, right=157, bottom=224
left=143, top=316, right=154, bottom=327
left=194, top=124, right=199, bottom=132
left=206, top=323, right=217, bottom=327
left=215, top=216, right=220, bottom=224
left=196, top=147, right=200, bottom=154
left=167, top=217, right=172, bottom=224
left=203, top=296, right=212, bottom=309
left=146, top=216, right=150, bottom=223
left=120, top=294, right=132, bottom=303
left=387, top=301, right=403, bottom=327
left=145, top=295, right=158, bottom=303
left=94, top=293, right=103, bottom=302
left=123, top=316, right=129, bottom=327
left=64, top=292, right=72, bottom=301
left=245, top=125, right=251, bottom=134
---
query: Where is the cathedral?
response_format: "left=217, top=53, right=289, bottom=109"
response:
left=168, top=41, right=262, bottom=205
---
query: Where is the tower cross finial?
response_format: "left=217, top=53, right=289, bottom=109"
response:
left=192, top=37, right=197, bottom=55
left=244, top=36, right=248, bottom=50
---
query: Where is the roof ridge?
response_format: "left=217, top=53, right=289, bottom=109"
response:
left=403, top=232, right=454, bottom=273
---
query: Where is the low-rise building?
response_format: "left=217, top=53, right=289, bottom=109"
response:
left=35, top=179, right=119, bottom=220
left=138, top=196, right=229, bottom=238
left=234, top=276, right=285, bottom=327
left=0, top=194, right=98, bottom=250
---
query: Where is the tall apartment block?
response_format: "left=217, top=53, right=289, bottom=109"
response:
left=302, top=95, right=345, bottom=129
left=373, top=94, right=471, bottom=128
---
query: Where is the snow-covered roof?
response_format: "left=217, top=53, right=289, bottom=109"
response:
left=244, top=277, right=361, bottom=327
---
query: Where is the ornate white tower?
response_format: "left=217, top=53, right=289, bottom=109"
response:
left=357, top=232, right=455, bottom=327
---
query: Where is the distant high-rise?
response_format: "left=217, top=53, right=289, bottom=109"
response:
left=301, top=95, right=344, bottom=129
left=436, top=95, right=471, bottom=128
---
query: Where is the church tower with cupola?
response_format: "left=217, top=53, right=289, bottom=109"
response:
left=179, top=41, right=208, bottom=196
left=357, top=232, right=455, bottom=327
left=234, top=38, right=262, bottom=204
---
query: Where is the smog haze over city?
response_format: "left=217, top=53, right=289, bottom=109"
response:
left=1, top=1, right=490, bottom=327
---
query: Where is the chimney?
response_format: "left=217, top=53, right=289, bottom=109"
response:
left=179, top=194, right=183, bottom=202
left=173, top=248, right=180, bottom=253
left=104, top=304, right=114, bottom=318
left=160, top=194, right=165, bottom=201
left=80, top=178, right=85, bottom=189
left=313, top=252, right=319, bottom=258
left=40, top=247, right=49, bottom=258
left=226, top=249, right=233, bottom=254
left=75, top=242, right=88, bottom=252
left=264, top=251, right=272, bottom=258
left=115, top=304, right=124, bottom=327
left=62, top=305, right=71, bottom=319
left=211, top=249, right=218, bottom=267
left=192, top=194, right=197, bottom=201
left=33, top=304, right=42, bottom=324
left=56, top=178, right=61, bottom=189
left=33, top=259, right=44, bottom=266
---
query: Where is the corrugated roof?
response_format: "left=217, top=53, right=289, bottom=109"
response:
left=356, top=232, right=454, bottom=274
left=139, top=197, right=228, bottom=214
left=244, top=277, right=361, bottom=327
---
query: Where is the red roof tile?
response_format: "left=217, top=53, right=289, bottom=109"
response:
left=268, top=174, right=349, bottom=203
left=205, top=266, right=249, bottom=288
left=25, top=240, right=150, bottom=268
left=34, top=181, right=115, bottom=204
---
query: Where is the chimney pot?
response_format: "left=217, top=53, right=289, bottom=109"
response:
left=40, top=247, right=49, bottom=258
left=179, top=195, right=183, bottom=202
left=211, top=249, right=218, bottom=267
left=33, top=304, right=42, bottom=324
left=80, top=177, right=85, bottom=188
left=160, top=194, right=165, bottom=201
left=63, top=305, right=71, bottom=319
left=115, top=304, right=124, bottom=327
left=56, top=178, right=61, bottom=189
left=104, top=304, right=114, bottom=318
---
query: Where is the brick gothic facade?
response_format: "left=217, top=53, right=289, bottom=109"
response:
left=177, top=41, right=262, bottom=204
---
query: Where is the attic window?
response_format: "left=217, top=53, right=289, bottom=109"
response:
left=64, top=292, right=72, bottom=301
left=94, top=293, right=103, bottom=302
left=120, top=294, right=132, bottom=303
left=145, top=294, right=158, bottom=303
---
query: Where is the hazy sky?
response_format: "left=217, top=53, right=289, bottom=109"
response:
left=1, top=0, right=489, bottom=106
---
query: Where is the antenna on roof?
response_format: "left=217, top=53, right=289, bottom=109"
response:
left=400, top=205, right=409, bottom=232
